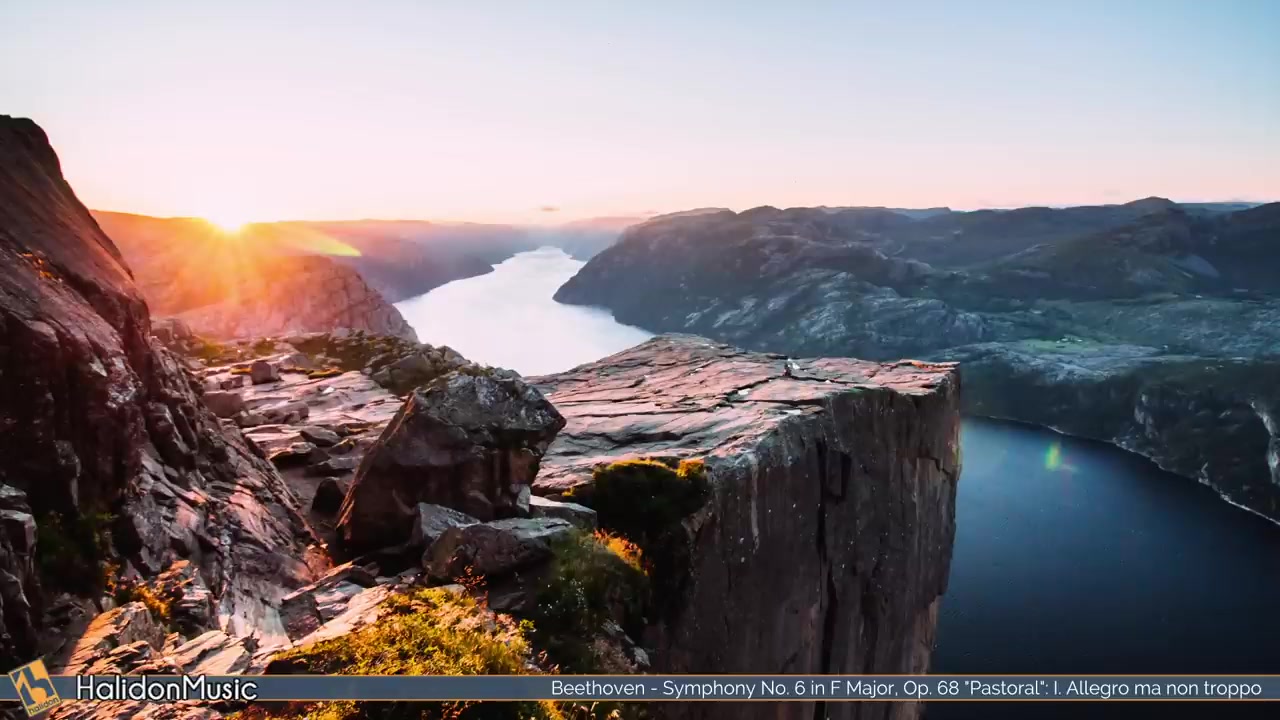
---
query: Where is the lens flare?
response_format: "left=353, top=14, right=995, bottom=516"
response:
left=1044, top=441, right=1064, bottom=471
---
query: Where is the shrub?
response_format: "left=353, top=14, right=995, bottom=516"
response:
left=528, top=531, right=649, bottom=672
left=568, top=459, right=707, bottom=547
left=35, top=510, right=116, bottom=595
left=565, top=458, right=709, bottom=622
left=112, top=582, right=172, bottom=623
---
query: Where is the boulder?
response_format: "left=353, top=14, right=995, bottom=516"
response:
left=262, top=400, right=309, bottom=423
left=424, top=517, right=573, bottom=580
left=528, top=495, right=597, bottom=529
left=298, top=426, right=341, bottom=447
left=336, top=371, right=566, bottom=551
left=151, top=318, right=194, bottom=345
left=268, top=442, right=320, bottom=468
left=277, top=563, right=379, bottom=643
left=202, top=390, right=244, bottom=418
left=408, top=503, right=478, bottom=548
left=280, top=352, right=314, bottom=370
left=249, top=360, right=280, bottom=385
left=59, top=602, right=165, bottom=675
left=306, top=456, right=360, bottom=477
left=311, top=478, right=348, bottom=515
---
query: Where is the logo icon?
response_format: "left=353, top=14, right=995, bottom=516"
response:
left=8, top=659, right=61, bottom=717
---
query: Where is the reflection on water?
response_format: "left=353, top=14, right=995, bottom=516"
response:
left=395, top=247, right=653, bottom=376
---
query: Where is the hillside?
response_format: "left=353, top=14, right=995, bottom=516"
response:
left=555, top=200, right=1280, bottom=522
left=93, top=211, right=419, bottom=340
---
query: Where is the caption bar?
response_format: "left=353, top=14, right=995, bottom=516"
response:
left=4, top=675, right=1279, bottom=703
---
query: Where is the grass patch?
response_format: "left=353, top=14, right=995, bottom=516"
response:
left=261, top=587, right=561, bottom=720
left=527, top=530, right=649, bottom=672
left=35, top=510, right=115, bottom=595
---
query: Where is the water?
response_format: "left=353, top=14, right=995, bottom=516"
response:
left=398, top=254, right=1280, bottom=718
left=930, top=419, right=1280, bottom=719
left=396, top=247, right=652, bottom=376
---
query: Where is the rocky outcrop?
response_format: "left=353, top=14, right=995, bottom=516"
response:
left=336, top=370, right=565, bottom=551
left=424, top=517, right=574, bottom=580
left=0, top=486, right=40, bottom=668
left=533, top=335, right=961, bottom=720
left=0, top=116, right=323, bottom=665
left=167, top=254, right=418, bottom=342
left=554, top=204, right=1280, bottom=522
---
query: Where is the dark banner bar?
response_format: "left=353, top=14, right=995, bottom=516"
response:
left=4, top=675, right=1280, bottom=704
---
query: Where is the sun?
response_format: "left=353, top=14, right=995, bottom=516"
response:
left=205, top=212, right=252, bottom=234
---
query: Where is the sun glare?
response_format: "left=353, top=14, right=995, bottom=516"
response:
left=205, top=213, right=251, bottom=234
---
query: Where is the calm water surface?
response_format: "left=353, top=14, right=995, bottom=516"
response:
left=396, top=247, right=652, bottom=375
left=399, top=251, right=1280, bottom=719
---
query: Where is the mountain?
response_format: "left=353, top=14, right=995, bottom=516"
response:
left=0, top=115, right=321, bottom=670
left=281, top=220, right=541, bottom=301
left=535, top=215, right=651, bottom=259
left=555, top=200, right=1280, bottom=523
left=93, top=211, right=418, bottom=340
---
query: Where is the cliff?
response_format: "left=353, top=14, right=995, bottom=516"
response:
left=533, top=335, right=961, bottom=720
left=554, top=205, right=1280, bottom=523
left=92, top=211, right=418, bottom=341
left=0, top=116, right=323, bottom=670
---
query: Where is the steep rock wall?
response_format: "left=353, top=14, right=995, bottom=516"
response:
left=0, top=116, right=323, bottom=664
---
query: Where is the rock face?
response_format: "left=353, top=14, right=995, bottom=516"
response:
left=533, top=335, right=961, bottom=720
left=554, top=203, right=1280, bottom=521
left=0, top=116, right=322, bottom=664
left=91, top=212, right=419, bottom=342
left=0, top=486, right=40, bottom=668
left=336, top=370, right=566, bottom=551
left=425, top=517, right=574, bottom=580
left=939, top=341, right=1280, bottom=518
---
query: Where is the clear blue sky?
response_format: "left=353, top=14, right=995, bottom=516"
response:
left=2, top=0, right=1276, bottom=223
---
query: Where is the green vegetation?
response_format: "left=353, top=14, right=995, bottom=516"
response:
left=528, top=530, right=649, bottom=672
left=568, top=458, right=708, bottom=548
left=259, top=587, right=561, bottom=720
left=290, top=332, right=417, bottom=373
left=35, top=510, right=116, bottom=595
left=566, top=458, right=709, bottom=622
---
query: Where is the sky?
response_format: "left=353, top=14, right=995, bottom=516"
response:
left=2, top=0, right=1277, bottom=224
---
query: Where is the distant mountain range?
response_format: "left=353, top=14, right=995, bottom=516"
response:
left=93, top=211, right=653, bottom=308
left=554, top=197, right=1280, bottom=524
